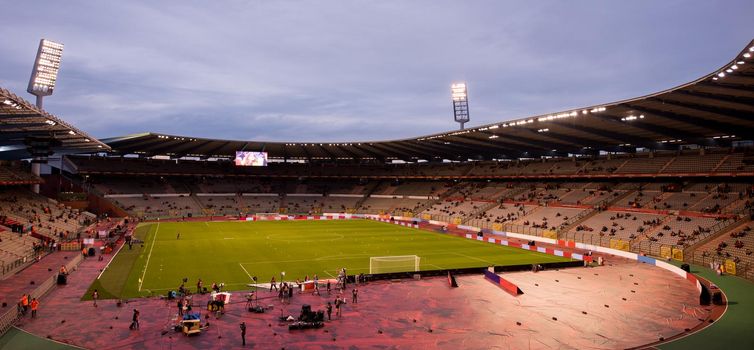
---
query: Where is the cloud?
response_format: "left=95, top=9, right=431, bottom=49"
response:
left=0, top=0, right=752, bottom=143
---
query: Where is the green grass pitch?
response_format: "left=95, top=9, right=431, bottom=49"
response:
left=87, top=219, right=570, bottom=299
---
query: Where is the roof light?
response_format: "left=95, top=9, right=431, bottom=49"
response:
left=68, top=130, right=75, bottom=135
left=731, top=65, right=738, bottom=70
left=726, top=69, right=733, bottom=73
left=744, top=53, right=751, bottom=58
left=718, top=72, right=725, bottom=77
left=488, top=135, right=499, bottom=139
left=45, top=120, right=56, bottom=125
left=737, top=61, right=745, bottom=65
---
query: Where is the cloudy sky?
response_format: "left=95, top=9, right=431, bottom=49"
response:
left=1, top=1, right=752, bottom=142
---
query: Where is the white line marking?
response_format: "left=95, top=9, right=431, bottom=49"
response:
left=138, top=222, right=159, bottom=291
left=452, top=251, right=496, bottom=265
left=97, top=240, right=126, bottom=280
left=239, top=263, right=253, bottom=280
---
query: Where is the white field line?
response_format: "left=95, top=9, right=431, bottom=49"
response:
left=239, top=263, right=253, bottom=280
left=97, top=240, right=126, bottom=280
left=138, top=222, right=160, bottom=291
left=452, top=251, right=497, bottom=265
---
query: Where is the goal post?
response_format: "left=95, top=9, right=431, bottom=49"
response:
left=369, top=255, right=421, bottom=274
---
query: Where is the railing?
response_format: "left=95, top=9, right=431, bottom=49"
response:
left=630, top=240, right=680, bottom=258
left=686, top=250, right=753, bottom=281
left=561, top=231, right=615, bottom=248
left=0, top=252, right=83, bottom=337
left=0, top=245, right=54, bottom=278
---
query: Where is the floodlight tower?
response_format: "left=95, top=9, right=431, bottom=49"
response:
left=451, top=82, right=469, bottom=130
left=26, top=39, right=64, bottom=193
left=27, top=39, right=64, bottom=109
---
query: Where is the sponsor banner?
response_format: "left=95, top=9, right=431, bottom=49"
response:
left=242, top=193, right=279, bottom=197
left=487, top=238, right=496, bottom=243
left=637, top=255, right=656, bottom=266
left=484, top=270, right=522, bottom=296
left=370, top=194, right=404, bottom=199
left=196, top=193, right=235, bottom=197
left=491, top=230, right=507, bottom=237
left=542, top=230, right=558, bottom=239
left=287, top=193, right=323, bottom=197
left=554, top=250, right=564, bottom=257
left=507, top=232, right=557, bottom=245
left=672, top=248, right=684, bottom=261
left=465, top=234, right=473, bottom=239
left=725, top=259, right=737, bottom=275
left=328, top=193, right=364, bottom=198
left=458, top=225, right=480, bottom=232
left=660, top=246, right=672, bottom=259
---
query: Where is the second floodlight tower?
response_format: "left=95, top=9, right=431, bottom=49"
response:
left=451, top=82, right=469, bottom=130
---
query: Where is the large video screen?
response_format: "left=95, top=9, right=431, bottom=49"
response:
left=234, top=151, right=268, bottom=166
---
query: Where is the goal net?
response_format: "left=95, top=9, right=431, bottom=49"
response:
left=369, top=255, right=421, bottom=274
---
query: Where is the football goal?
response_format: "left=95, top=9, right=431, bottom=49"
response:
left=369, top=255, right=421, bottom=274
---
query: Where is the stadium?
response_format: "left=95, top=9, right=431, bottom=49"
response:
left=1, top=4, right=754, bottom=350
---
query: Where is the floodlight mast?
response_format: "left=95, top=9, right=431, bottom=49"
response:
left=26, top=39, right=64, bottom=193
left=451, top=82, right=469, bottom=130
left=27, top=39, right=64, bottom=110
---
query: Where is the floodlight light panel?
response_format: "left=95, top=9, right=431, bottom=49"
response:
left=27, top=39, right=64, bottom=97
left=451, top=83, right=467, bottom=101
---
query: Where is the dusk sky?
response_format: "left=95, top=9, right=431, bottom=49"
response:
left=1, top=1, right=752, bottom=142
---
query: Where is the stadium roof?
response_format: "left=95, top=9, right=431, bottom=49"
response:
left=0, top=88, right=110, bottom=159
left=104, top=40, right=754, bottom=161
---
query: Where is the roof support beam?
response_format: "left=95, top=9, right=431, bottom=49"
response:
left=624, top=104, right=752, bottom=138
left=551, top=121, right=657, bottom=149
left=593, top=113, right=704, bottom=140
left=642, top=97, right=754, bottom=125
